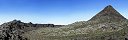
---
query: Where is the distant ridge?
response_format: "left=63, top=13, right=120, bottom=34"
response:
left=89, top=5, right=126, bottom=22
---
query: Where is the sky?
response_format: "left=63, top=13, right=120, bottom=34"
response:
left=0, top=0, right=128, bottom=25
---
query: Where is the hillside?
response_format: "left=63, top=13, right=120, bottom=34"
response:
left=22, top=5, right=128, bottom=40
left=0, top=20, right=64, bottom=40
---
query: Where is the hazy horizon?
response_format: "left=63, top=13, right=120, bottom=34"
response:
left=0, top=0, right=128, bottom=25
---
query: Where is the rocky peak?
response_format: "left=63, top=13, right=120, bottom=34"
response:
left=102, top=5, right=115, bottom=12
left=89, top=5, right=127, bottom=22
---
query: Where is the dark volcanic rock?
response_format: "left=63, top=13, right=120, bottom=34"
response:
left=34, top=24, right=65, bottom=27
left=0, top=20, right=28, bottom=40
left=34, top=24, right=54, bottom=27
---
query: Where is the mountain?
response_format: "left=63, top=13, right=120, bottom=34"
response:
left=22, top=5, right=128, bottom=40
left=89, top=5, right=126, bottom=23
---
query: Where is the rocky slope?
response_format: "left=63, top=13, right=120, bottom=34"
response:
left=0, top=20, right=29, bottom=40
left=22, top=5, right=128, bottom=40
left=0, top=20, right=64, bottom=40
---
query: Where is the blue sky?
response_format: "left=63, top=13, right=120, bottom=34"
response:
left=0, top=0, right=128, bottom=25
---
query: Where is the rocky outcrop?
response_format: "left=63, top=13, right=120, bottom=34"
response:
left=0, top=20, right=27, bottom=40
left=0, top=20, right=65, bottom=40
